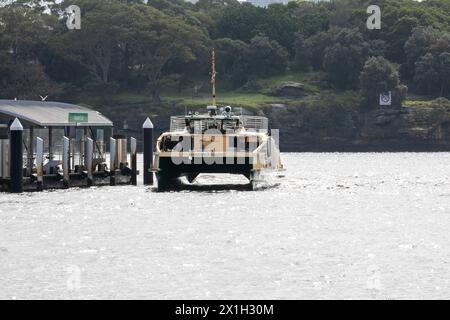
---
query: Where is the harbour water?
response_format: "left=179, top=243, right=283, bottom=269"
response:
left=1, top=153, right=450, bottom=299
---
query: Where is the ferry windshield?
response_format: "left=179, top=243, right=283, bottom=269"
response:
left=185, top=118, right=241, bottom=134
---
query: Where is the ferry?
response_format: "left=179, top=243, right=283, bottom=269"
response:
left=152, top=50, right=284, bottom=191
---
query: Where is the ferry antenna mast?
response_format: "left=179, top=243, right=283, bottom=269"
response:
left=211, top=48, right=217, bottom=107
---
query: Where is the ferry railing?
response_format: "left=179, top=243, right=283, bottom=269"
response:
left=170, top=115, right=269, bottom=133
left=170, top=116, right=187, bottom=132
left=241, top=116, right=269, bottom=133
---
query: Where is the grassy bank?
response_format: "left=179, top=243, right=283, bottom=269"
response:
left=73, top=72, right=327, bottom=110
left=72, top=71, right=442, bottom=118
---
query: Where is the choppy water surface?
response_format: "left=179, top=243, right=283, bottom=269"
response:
left=1, top=153, right=450, bottom=299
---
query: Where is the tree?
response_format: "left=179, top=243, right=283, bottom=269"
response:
left=303, top=31, right=333, bottom=70
left=194, top=0, right=240, bottom=20
left=0, top=4, right=60, bottom=99
left=256, top=3, right=300, bottom=53
left=214, top=38, right=251, bottom=87
left=360, top=56, right=406, bottom=108
left=322, top=28, right=369, bottom=89
left=247, top=35, right=288, bottom=78
left=214, top=3, right=265, bottom=43
left=386, top=16, right=419, bottom=63
left=414, top=53, right=440, bottom=96
left=2, top=0, right=449, bottom=102
left=0, top=4, right=56, bottom=62
left=56, top=0, right=135, bottom=85
left=403, top=26, right=443, bottom=79
left=404, top=27, right=450, bottom=95
left=293, top=1, right=330, bottom=37
left=292, top=33, right=311, bottom=72
left=368, top=39, right=387, bottom=57
left=438, top=52, right=450, bottom=96
left=0, top=62, right=62, bottom=100
left=414, top=52, right=450, bottom=97
left=127, top=5, right=208, bottom=103
left=329, top=0, right=367, bottom=28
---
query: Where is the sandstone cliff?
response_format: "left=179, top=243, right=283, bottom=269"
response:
left=98, top=98, right=450, bottom=152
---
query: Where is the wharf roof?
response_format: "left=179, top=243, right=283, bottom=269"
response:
left=0, top=100, right=113, bottom=127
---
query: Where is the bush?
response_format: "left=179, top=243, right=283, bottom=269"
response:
left=360, top=56, right=407, bottom=108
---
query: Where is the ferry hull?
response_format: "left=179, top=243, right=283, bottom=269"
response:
left=155, top=156, right=254, bottom=190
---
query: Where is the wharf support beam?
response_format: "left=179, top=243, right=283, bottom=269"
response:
left=36, top=137, right=44, bottom=191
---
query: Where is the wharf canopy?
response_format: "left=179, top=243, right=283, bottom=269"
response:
left=0, top=100, right=114, bottom=178
left=0, top=100, right=141, bottom=191
left=0, top=100, right=112, bottom=128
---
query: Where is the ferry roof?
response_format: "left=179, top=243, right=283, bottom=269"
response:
left=0, top=100, right=113, bottom=127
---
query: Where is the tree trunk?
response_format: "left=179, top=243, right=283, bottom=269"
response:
left=102, top=66, right=109, bottom=84
left=152, top=89, right=161, bottom=104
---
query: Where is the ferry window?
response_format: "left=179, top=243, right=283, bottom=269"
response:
left=228, top=136, right=237, bottom=151
left=206, top=120, right=219, bottom=130
left=222, top=120, right=238, bottom=132
left=194, top=121, right=203, bottom=133
left=237, top=137, right=246, bottom=152
left=162, top=136, right=182, bottom=151
left=247, top=137, right=260, bottom=152
left=187, top=121, right=195, bottom=133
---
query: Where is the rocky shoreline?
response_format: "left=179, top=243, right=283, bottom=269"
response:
left=264, top=98, right=450, bottom=152
left=97, top=98, right=450, bottom=152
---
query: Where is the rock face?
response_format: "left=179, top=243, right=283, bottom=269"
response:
left=262, top=100, right=450, bottom=151
left=99, top=98, right=450, bottom=152
left=270, top=82, right=305, bottom=97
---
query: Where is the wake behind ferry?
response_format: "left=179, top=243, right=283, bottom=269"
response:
left=152, top=50, right=284, bottom=191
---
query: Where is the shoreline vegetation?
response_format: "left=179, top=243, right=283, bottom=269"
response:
left=1, top=0, right=450, bottom=151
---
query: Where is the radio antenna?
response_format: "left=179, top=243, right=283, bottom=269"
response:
left=210, top=48, right=217, bottom=107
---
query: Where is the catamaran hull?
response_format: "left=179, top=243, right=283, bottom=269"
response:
left=155, top=156, right=255, bottom=191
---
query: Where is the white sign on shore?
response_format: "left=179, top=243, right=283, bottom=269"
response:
left=380, top=92, right=392, bottom=106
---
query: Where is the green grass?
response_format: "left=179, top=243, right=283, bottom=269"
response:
left=77, top=91, right=293, bottom=109
left=403, top=97, right=450, bottom=111
left=161, top=71, right=325, bottom=108
left=163, top=92, right=293, bottom=109
left=256, top=71, right=323, bottom=95
left=74, top=71, right=326, bottom=109
left=404, top=99, right=436, bottom=108
left=109, top=93, right=150, bottom=104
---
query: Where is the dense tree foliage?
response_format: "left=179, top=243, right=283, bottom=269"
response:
left=322, top=28, right=369, bottom=88
left=0, top=0, right=449, bottom=103
left=360, top=56, right=407, bottom=108
left=404, top=27, right=450, bottom=96
left=0, top=3, right=62, bottom=99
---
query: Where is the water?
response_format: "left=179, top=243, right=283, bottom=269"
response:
left=1, top=153, right=450, bottom=299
